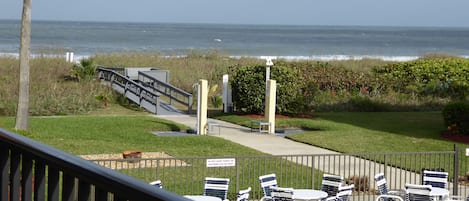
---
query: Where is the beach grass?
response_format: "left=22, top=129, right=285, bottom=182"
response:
left=92, top=52, right=263, bottom=92
left=1, top=53, right=464, bottom=116
left=0, top=56, right=111, bottom=116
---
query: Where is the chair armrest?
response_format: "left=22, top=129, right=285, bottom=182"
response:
left=446, top=195, right=465, bottom=201
left=259, top=196, right=268, bottom=201
left=388, top=190, right=406, bottom=197
left=376, top=195, right=404, bottom=201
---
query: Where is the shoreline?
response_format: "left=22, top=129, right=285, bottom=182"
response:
left=2, top=52, right=468, bottom=62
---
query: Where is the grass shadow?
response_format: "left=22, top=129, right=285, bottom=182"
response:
left=316, top=111, right=445, bottom=139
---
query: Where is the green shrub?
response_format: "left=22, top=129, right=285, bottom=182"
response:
left=230, top=65, right=301, bottom=114
left=442, top=102, right=469, bottom=135
left=373, top=58, right=469, bottom=99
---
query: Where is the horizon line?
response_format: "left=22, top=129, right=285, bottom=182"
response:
left=1, top=18, right=469, bottom=29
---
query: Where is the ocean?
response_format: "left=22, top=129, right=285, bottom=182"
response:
left=1, top=19, right=469, bottom=61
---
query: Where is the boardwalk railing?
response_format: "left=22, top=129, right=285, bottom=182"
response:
left=138, top=71, right=193, bottom=113
left=97, top=66, right=193, bottom=114
left=0, top=128, right=189, bottom=201
left=97, top=67, right=160, bottom=114
left=88, top=147, right=469, bottom=201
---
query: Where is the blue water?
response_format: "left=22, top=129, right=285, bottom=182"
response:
left=1, top=19, right=469, bottom=61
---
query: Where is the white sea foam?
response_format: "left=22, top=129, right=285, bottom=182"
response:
left=231, top=55, right=422, bottom=62
left=0, top=52, right=88, bottom=64
left=2, top=52, right=468, bottom=62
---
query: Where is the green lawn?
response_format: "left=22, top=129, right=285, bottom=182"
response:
left=0, top=115, right=265, bottom=157
left=214, top=112, right=467, bottom=153
left=2, top=111, right=466, bottom=156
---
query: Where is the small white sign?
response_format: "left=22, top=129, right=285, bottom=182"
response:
left=466, top=148, right=469, bottom=156
left=206, top=158, right=236, bottom=167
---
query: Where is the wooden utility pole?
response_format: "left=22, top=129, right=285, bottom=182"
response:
left=15, top=0, right=32, bottom=130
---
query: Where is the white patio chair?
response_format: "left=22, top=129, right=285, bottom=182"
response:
left=270, top=186, right=294, bottom=201
left=149, top=180, right=163, bottom=188
left=259, top=173, right=278, bottom=201
left=405, top=184, right=432, bottom=201
left=337, top=184, right=354, bottom=201
left=375, top=173, right=406, bottom=201
left=236, top=186, right=251, bottom=201
left=321, top=174, right=344, bottom=199
left=422, top=170, right=448, bottom=188
left=204, top=177, right=230, bottom=201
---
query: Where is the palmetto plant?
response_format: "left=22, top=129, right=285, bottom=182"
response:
left=71, top=58, right=97, bottom=81
left=209, top=84, right=223, bottom=108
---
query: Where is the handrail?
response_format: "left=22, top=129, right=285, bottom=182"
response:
left=97, top=67, right=160, bottom=114
left=0, top=128, right=189, bottom=201
left=138, top=71, right=193, bottom=113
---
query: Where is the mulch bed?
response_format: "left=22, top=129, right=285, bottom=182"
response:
left=241, top=114, right=316, bottom=119
left=441, top=131, right=469, bottom=144
left=79, top=152, right=188, bottom=169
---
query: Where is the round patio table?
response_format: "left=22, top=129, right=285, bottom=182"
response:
left=184, top=195, right=222, bottom=201
left=293, top=189, right=328, bottom=200
left=430, top=187, right=449, bottom=201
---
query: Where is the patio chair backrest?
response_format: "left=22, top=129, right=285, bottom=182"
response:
left=375, top=173, right=389, bottom=195
left=270, top=186, right=294, bottom=201
left=204, top=177, right=230, bottom=200
left=259, top=173, right=278, bottom=198
left=321, top=174, right=344, bottom=197
left=325, top=196, right=341, bottom=201
left=236, top=186, right=252, bottom=201
left=422, top=170, right=448, bottom=188
left=337, top=184, right=354, bottom=201
left=405, top=184, right=432, bottom=201
left=149, top=180, right=163, bottom=188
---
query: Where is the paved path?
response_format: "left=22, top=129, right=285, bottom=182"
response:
left=155, top=114, right=338, bottom=156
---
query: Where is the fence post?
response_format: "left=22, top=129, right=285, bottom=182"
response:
left=311, top=155, right=315, bottom=189
left=453, top=144, right=459, bottom=196
left=236, top=157, right=240, bottom=193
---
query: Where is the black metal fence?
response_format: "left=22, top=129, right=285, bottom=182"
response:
left=0, top=128, right=189, bottom=201
left=89, top=146, right=469, bottom=201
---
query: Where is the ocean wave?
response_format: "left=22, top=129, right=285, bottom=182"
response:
left=2, top=52, right=468, bottom=62
left=231, top=55, right=424, bottom=62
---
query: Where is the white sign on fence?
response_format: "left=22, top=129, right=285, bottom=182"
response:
left=466, top=148, right=469, bottom=156
left=206, top=158, right=236, bottom=167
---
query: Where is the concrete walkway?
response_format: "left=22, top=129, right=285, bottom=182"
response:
left=155, top=114, right=338, bottom=156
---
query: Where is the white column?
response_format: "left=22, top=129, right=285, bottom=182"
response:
left=69, top=52, right=74, bottom=63
left=197, top=79, right=208, bottom=135
left=222, top=74, right=229, bottom=113
left=264, top=80, right=277, bottom=134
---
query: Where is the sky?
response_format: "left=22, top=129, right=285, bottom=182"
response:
left=1, top=0, right=469, bottom=27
